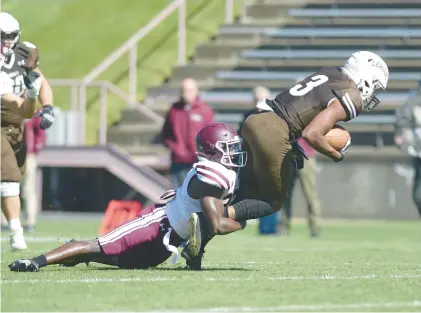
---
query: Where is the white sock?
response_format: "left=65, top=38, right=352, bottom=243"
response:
left=9, top=218, right=22, bottom=232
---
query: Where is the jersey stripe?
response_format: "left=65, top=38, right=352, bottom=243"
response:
left=342, top=93, right=357, bottom=119
left=196, top=171, right=223, bottom=189
left=196, top=165, right=230, bottom=190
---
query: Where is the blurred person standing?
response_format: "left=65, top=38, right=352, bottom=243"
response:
left=162, top=78, right=214, bottom=188
left=242, top=86, right=273, bottom=126
left=394, top=86, right=421, bottom=217
left=1, top=12, right=55, bottom=250
left=280, top=137, right=321, bottom=237
left=22, top=114, right=47, bottom=231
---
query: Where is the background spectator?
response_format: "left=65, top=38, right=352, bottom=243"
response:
left=253, top=86, right=271, bottom=103
left=394, top=87, right=421, bottom=217
left=280, top=138, right=322, bottom=237
left=22, top=115, right=47, bottom=231
left=162, top=78, right=214, bottom=188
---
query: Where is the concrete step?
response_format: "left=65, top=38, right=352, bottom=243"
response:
left=194, top=43, right=421, bottom=60
left=120, top=106, right=168, bottom=123
left=107, top=123, right=162, bottom=146
left=208, top=80, right=418, bottom=92
left=145, top=89, right=407, bottom=112
left=195, top=53, right=421, bottom=68
left=245, top=16, right=421, bottom=26
left=216, top=30, right=421, bottom=46
left=168, top=65, right=419, bottom=90
left=119, top=144, right=169, bottom=156
left=245, top=4, right=421, bottom=21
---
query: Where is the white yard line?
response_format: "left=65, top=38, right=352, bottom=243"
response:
left=1, top=277, right=176, bottom=284
left=0, top=236, right=75, bottom=243
left=2, top=236, right=419, bottom=252
left=2, top=273, right=421, bottom=284
left=140, top=300, right=421, bottom=312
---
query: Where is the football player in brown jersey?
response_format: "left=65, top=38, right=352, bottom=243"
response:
left=182, top=51, right=389, bottom=270
left=1, top=12, right=55, bottom=250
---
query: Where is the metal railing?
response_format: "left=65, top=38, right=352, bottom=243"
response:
left=75, top=0, right=186, bottom=142
left=50, top=79, right=164, bottom=145
left=51, top=0, right=254, bottom=145
left=225, top=0, right=253, bottom=24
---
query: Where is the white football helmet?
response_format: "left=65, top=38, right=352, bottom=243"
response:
left=0, top=12, right=20, bottom=56
left=343, top=51, right=389, bottom=111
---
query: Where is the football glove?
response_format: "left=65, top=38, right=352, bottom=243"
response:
left=334, top=138, right=351, bottom=163
left=36, top=104, right=55, bottom=130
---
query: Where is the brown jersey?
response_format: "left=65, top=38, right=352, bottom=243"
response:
left=1, top=42, right=36, bottom=126
left=267, top=67, right=363, bottom=136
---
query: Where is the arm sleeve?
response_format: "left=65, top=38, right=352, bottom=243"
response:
left=333, top=87, right=363, bottom=121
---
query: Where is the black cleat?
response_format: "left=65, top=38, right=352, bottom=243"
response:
left=182, top=213, right=215, bottom=271
left=183, top=249, right=205, bottom=271
left=310, top=231, right=320, bottom=238
left=9, top=259, right=40, bottom=272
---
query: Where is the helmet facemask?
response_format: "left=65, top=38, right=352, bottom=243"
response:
left=216, top=137, right=247, bottom=168
left=1, top=30, right=20, bottom=56
left=359, top=78, right=385, bottom=112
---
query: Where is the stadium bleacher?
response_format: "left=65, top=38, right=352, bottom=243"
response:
left=108, top=0, right=421, bottom=166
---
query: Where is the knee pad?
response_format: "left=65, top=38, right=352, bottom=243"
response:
left=1, top=182, right=20, bottom=197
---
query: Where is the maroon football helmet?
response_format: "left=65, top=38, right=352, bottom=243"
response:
left=196, top=122, right=247, bottom=168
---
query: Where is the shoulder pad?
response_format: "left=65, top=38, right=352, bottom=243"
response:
left=195, top=160, right=234, bottom=191
left=22, top=41, right=37, bottom=49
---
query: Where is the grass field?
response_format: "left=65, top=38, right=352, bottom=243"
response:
left=3, top=0, right=240, bottom=144
left=1, top=218, right=420, bottom=312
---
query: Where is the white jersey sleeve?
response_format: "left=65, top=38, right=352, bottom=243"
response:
left=194, top=159, right=237, bottom=192
left=0, top=72, right=13, bottom=97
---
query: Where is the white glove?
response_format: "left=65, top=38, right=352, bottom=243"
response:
left=24, top=71, right=42, bottom=99
left=341, top=137, right=351, bottom=154
left=407, top=146, right=421, bottom=158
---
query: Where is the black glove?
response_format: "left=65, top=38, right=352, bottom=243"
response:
left=333, top=153, right=345, bottom=163
left=36, top=105, right=55, bottom=130
left=291, top=139, right=309, bottom=170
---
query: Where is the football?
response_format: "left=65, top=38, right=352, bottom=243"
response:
left=325, top=125, right=351, bottom=151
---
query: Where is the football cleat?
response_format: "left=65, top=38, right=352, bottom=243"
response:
left=185, top=213, right=202, bottom=257
left=182, top=247, right=205, bottom=271
left=182, top=213, right=213, bottom=271
left=10, top=230, right=28, bottom=251
left=9, top=259, right=39, bottom=272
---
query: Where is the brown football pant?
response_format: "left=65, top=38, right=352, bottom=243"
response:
left=1, top=126, right=27, bottom=183
left=237, top=111, right=294, bottom=212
